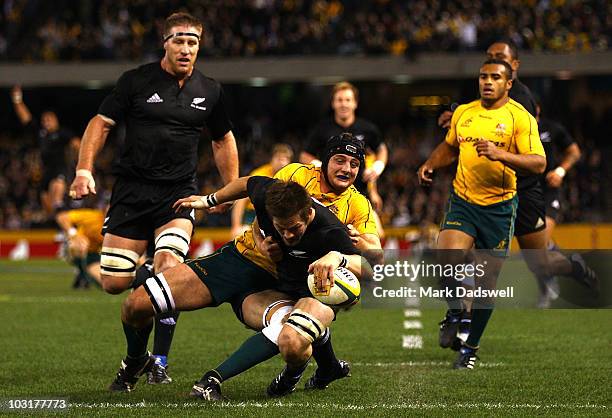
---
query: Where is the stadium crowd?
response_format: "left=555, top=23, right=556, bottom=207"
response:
left=1, top=0, right=610, bottom=61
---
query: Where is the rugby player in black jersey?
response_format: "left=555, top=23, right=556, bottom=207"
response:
left=69, top=12, right=239, bottom=388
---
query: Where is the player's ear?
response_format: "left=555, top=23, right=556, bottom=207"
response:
left=506, top=78, right=513, bottom=91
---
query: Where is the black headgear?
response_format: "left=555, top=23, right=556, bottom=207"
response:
left=321, top=132, right=366, bottom=187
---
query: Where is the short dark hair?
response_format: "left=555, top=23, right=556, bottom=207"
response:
left=482, top=59, right=514, bottom=80
left=163, top=12, right=203, bottom=38
left=265, top=181, right=312, bottom=222
left=492, top=39, right=519, bottom=60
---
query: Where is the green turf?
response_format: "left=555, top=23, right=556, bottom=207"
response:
left=0, top=260, right=610, bottom=417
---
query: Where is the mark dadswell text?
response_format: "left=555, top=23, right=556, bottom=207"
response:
left=372, top=286, right=515, bottom=299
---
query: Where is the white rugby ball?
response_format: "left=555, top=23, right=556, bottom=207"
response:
left=307, top=267, right=361, bottom=307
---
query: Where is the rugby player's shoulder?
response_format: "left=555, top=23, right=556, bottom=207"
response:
left=456, top=100, right=480, bottom=114
left=507, top=99, right=534, bottom=121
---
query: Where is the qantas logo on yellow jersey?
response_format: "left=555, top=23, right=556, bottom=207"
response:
left=457, top=136, right=506, bottom=148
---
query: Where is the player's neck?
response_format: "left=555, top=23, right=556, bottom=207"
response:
left=335, top=114, right=355, bottom=128
left=160, top=58, right=192, bottom=86
left=481, top=95, right=509, bottom=110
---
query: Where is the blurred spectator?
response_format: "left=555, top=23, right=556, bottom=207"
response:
left=0, top=0, right=609, bottom=61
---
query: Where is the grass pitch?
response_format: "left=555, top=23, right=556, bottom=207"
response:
left=0, top=260, right=610, bottom=417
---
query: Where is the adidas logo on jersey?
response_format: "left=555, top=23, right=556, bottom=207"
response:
left=535, top=217, right=545, bottom=229
left=147, top=93, right=163, bottom=103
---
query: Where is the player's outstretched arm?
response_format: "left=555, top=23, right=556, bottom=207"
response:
left=173, top=176, right=252, bottom=211
left=69, top=114, right=113, bottom=199
left=212, top=131, right=239, bottom=185
left=418, top=141, right=459, bottom=185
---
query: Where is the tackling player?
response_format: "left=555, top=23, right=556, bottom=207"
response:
left=418, top=59, right=546, bottom=368
left=110, top=177, right=370, bottom=394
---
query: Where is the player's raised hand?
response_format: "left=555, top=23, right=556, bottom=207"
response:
left=69, top=169, right=96, bottom=199
left=475, top=140, right=502, bottom=161
left=259, top=236, right=282, bottom=262
left=417, top=163, right=434, bottom=186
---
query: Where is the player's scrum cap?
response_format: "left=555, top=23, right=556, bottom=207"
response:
left=322, top=132, right=366, bottom=169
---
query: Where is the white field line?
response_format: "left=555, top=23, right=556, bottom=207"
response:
left=66, top=401, right=608, bottom=411
left=352, top=361, right=505, bottom=368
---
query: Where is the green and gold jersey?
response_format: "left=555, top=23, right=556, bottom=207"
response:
left=245, top=163, right=275, bottom=211
left=234, top=163, right=377, bottom=274
left=445, top=98, right=545, bottom=206
left=67, top=208, right=104, bottom=253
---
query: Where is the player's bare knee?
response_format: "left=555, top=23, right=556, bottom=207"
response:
left=154, top=251, right=181, bottom=273
left=278, top=329, right=309, bottom=363
left=121, top=291, right=153, bottom=327
left=100, top=275, right=129, bottom=294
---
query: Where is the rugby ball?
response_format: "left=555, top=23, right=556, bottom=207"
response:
left=307, top=267, right=361, bottom=307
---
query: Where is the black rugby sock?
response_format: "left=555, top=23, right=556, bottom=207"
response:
left=153, top=312, right=180, bottom=360
left=123, top=320, right=153, bottom=359
left=465, top=307, right=493, bottom=348
left=312, top=329, right=340, bottom=375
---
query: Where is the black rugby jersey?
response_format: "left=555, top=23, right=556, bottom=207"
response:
left=509, top=78, right=541, bottom=192
left=26, top=121, right=74, bottom=173
left=538, top=117, right=574, bottom=181
left=99, top=62, right=233, bottom=182
left=247, top=176, right=360, bottom=290
left=305, top=117, right=383, bottom=193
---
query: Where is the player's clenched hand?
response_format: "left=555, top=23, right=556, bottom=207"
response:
left=417, top=163, right=434, bottom=186
left=475, top=140, right=502, bottom=161
left=259, top=236, right=282, bottom=262
left=546, top=170, right=563, bottom=188
left=69, top=170, right=96, bottom=200
left=308, top=251, right=341, bottom=293
left=438, top=110, right=453, bottom=129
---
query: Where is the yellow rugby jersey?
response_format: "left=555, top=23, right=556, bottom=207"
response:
left=445, top=98, right=545, bottom=206
left=245, top=164, right=275, bottom=211
left=67, top=208, right=104, bottom=253
left=234, top=163, right=377, bottom=273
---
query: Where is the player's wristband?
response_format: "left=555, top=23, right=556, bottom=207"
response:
left=67, top=227, right=77, bottom=238
left=311, top=159, right=322, bottom=168
left=553, top=166, right=566, bottom=178
left=198, top=193, right=219, bottom=208
left=372, top=160, right=385, bottom=176
left=76, top=169, right=94, bottom=183
left=337, top=253, right=348, bottom=268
